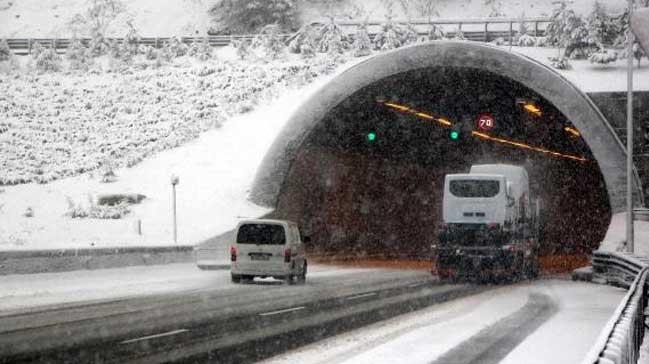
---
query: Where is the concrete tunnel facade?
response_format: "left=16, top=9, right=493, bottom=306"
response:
left=249, top=41, right=643, bottom=256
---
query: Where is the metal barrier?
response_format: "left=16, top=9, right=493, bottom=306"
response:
left=4, top=17, right=551, bottom=55
left=583, top=250, right=649, bottom=364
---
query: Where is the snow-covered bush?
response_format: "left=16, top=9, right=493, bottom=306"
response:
left=88, top=33, right=110, bottom=56
left=317, top=18, right=349, bottom=54
left=36, top=47, right=62, bottom=72
left=65, top=196, right=130, bottom=219
left=189, top=37, right=212, bottom=61
left=620, top=41, right=646, bottom=67
left=252, top=24, right=286, bottom=60
left=589, top=48, right=617, bottom=65
left=66, top=38, right=92, bottom=70
left=208, top=0, right=299, bottom=34
left=517, top=34, right=536, bottom=47
left=163, top=36, right=188, bottom=58
left=491, top=37, right=506, bottom=46
left=143, top=45, right=158, bottom=60
left=108, top=38, right=121, bottom=58
left=352, top=24, right=372, bottom=57
left=0, top=39, right=11, bottom=61
left=548, top=56, right=571, bottom=70
left=400, top=22, right=419, bottom=46
left=23, top=207, right=34, bottom=218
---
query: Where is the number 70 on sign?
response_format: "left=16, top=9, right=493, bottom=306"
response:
left=477, top=113, right=495, bottom=132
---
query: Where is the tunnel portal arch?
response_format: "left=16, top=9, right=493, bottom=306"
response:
left=251, top=41, right=641, bottom=216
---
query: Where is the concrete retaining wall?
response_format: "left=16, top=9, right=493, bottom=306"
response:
left=0, top=246, right=194, bottom=275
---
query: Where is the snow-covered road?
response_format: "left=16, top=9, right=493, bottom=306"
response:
left=260, top=279, right=626, bottom=364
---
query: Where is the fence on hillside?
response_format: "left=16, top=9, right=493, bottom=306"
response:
left=4, top=17, right=552, bottom=56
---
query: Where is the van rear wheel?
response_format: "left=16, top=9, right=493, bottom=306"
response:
left=231, top=274, right=241, bottom=283
left=297, top=261, right=307, bottom=285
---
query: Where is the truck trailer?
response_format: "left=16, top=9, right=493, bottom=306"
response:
left=434, top=164, right=540, bottom=283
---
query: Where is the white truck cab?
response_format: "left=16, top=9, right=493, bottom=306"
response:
left=230, top=219, right=308, bottom=284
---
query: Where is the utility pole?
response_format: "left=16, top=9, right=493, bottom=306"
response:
left=171, top=174, right=179, bottom=245
left=626, top=0, right=635, bottom=253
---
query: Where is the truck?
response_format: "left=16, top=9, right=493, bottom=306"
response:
left=434, top=164, right=540, bottom=283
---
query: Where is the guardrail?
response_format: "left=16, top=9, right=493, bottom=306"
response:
left=4, top=17, right=551, bottom=55
left=583, top=251, right=649, bottom=364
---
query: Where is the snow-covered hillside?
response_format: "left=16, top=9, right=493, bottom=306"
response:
left=0, top=0, right=629, bottom=38
left=0, top=57, right=360, bottom=250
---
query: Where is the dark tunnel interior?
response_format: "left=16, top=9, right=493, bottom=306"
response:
left=275, top=67, right=611, bottom=259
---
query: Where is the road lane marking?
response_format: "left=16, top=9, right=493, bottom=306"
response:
left=409, top=282, right=428, bottom=288
left=346, top=292, right=377, bottom=301
left=259, top=306, right=305, bottom=317
left=120, top=329, right=189, bottom=344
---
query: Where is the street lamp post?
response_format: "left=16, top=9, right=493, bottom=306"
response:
left=171, top=174, right=179, bottom=245
left=626, top=0, right=635, bottom=253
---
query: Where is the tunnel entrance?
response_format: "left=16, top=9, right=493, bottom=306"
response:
left=251, top=41, right=639, bottom=261
left=274, top=66, right=611, bottom=258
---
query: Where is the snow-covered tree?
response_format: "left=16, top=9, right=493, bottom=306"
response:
left=120, top=22, right=140, bottom=61
left=0, top=39, right=11, bottom=61
left=232, top=37, right=251, bottom=60
left=288, top=24, right=318, bottom=57
left=400, top=22, right=419, bottom=46
left=252, top=24, right=286, bottom=60
left=546, top=1, right=594, bottom=58
left=88, top=33, right=110, bottom=56
left=196, top=37, right=213, bottom=61
left=587, top=1, right=616, bottom=45
left=317, top=17, right=349, bottom=54
left=31, top=41, right=46, bottom=59
left=484, top=0, right=505, bottom=17
left=373, top=17, right=403, bottom=50
left=454, top=27, right=466, bottom=41
left=66, top=38, right=92, bottom=70
left=108, top=38, right=121, bottom=58
left=208, top=0, right=299, bottom=34
left=426, top=23, right=446, bottom=41
left=164, top=36, right=188, bottom=58
left=36, top=47, right=62, bottom=72
left=352, top=23, right=372, bottom=57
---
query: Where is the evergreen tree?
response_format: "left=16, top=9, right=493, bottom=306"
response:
left=317, top=17, right=349, bottom=54
left=587, top=1, right=616, bottom=45
left=288, top=24, right=318, bottom=57
left=252, top=24, right=285, bottom=60
left=352, top=23, right=372, bottom=57
left=426, top=23, right=446, bottom=41
left=400, top=22, right=419, bottom=46
left=373, top=16, right=403, bottom=50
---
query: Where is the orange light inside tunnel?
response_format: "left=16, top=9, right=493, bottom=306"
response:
left=565, top=126, right=581, bottom=137
left=383, top=102, right=452, bottom=126
left=380, top=101, right=588, bottom=162
left=523, top=103, right=542, bottom=117
left=471, top=131, right=588, bottom=162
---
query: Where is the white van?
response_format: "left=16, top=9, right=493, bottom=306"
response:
left=230, top=219, right=308, bottom=284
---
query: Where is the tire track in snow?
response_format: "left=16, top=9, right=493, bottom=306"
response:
left=429, top=292, right=558, bottom=364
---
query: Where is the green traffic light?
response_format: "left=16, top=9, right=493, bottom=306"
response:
left=450, top=130, right=460, bottom=140
left=367, top=132, right=376, bottom=142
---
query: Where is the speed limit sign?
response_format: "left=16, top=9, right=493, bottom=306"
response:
left=476, top=113, right=495, bottom=132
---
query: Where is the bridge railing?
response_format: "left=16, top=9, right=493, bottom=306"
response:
left=582, top=250, right=649, bottom=364
left=4, top=17, right=551, bottom=56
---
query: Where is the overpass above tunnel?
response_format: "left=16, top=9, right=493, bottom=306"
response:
left=250, top=41, right=646, bottom=257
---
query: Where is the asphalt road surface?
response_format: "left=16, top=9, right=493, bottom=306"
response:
left=0, top=267, right=481, bottom=364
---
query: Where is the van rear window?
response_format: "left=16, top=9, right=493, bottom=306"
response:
left=449, top=180, right=500, bottom=198
left=237, top=224, right=286, bottom=245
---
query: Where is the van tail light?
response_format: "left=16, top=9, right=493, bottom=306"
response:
left=230, top=246, right=237, bottom=262
left=284, top=248, right=291, bottom=263
left=487, top=223, right=500, bottom=229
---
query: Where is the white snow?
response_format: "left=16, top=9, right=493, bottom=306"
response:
left=599, top=212, right=649, bottom=255
left=506, top=45, right=649, bottom=92
left=0, top=59, right=361, bottom=250
left=260, top=279, right=625, bottom=364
